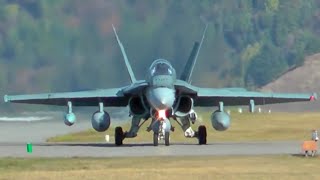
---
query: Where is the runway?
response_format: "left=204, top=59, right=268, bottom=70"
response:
left=0, top=118, right=305, bottom=158
left=0, top=118, right=91, bottom=143
left=0, top=141, right=304, bottom=157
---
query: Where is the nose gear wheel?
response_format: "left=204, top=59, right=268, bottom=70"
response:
left=152, top=119, right=171, bottom=146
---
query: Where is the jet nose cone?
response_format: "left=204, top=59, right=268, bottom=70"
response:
left=147, top=87, right=175, bottom=110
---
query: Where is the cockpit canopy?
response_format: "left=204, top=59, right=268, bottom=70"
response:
left=149, top=59, right=175, bottom=76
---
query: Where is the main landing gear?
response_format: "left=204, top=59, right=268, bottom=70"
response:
left=114, top=116, right=147, bottom=146
left=197, top=125, right=207, bottom=145
left=174, top=116, right=207, bottom=145
left=115, top=126, right=124, bottom=146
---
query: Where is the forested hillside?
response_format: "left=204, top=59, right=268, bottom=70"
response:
left=1, top=0, right=320, bottom=96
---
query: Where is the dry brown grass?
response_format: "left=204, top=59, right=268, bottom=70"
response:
left=47, top=111, right=320, bottom=143
left=0, top=155, right=320, bottom=180
left=262, top=53, right=320, bottom=92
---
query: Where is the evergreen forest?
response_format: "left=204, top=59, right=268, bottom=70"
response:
left=1, top=0, right=320, bottom=98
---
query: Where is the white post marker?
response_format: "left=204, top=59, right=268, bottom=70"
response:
left=227, top=110, right=231, bottom=115
left=105, top=134, right=110, bottom=142
left=312, top=130, right=319, bottom=141
left=258, top=107, right=261, bottom=113
left=238, top=108, right=242, bottom=113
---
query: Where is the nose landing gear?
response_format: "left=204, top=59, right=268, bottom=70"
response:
left=152, top=118, right=171, bottom=146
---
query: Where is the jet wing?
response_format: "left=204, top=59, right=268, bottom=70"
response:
left=193, top=88, right=317, bottom=107
left=4, top=88, right=128, bottom=106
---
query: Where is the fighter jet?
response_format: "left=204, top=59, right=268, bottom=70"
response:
left=4, top=24, right=317, bottom=146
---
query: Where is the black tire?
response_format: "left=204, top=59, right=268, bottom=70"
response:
left=198, top=125, right=207, bottom=145
left=153, top=133, right=159, bottom=146
left=164, top=132, right=170, bottom=146
left=115, top=126, right=124, bottom=146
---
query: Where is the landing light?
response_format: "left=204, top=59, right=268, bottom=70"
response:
left=158, top=110, right=167, bottom=120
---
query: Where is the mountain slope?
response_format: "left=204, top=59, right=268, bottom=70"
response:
left=261, top=53, right=320, bottom=112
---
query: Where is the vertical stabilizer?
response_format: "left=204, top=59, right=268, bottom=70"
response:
left=180, top=24, right=208, bottom=83
left=112, top=24, right=137, bottom=83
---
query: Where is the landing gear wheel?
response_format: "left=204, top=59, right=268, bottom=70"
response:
left=153, top=133, right=159, bottom=146
left=165, top=132, right=170, bottom=146
left=198, top=125, right=207, bottom=145
left=115, top=126, right=124, bottom=146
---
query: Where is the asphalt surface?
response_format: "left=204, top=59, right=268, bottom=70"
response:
left=0, top=119, right=307, bottom=158
left=0, top=119, right=91, bottom=143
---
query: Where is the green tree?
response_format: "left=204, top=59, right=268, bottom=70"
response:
left=1, top=0, right=320, bottom=111
left=246, top=43, right=287, bottom=86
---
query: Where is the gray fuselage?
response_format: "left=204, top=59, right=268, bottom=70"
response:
left=145, top=59, right=176, bottom=111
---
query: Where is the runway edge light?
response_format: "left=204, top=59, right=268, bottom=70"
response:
left=27, top=143, right=33, bottom=153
